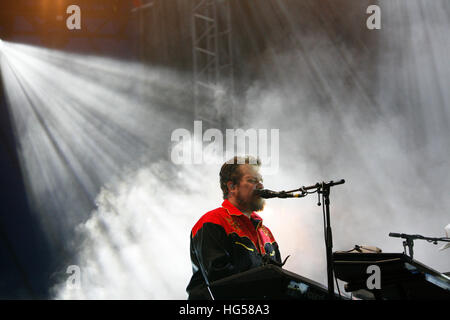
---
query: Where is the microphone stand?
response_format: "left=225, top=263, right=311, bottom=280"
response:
left=286, top=179, right=345, bottom=299
left=322, top=183, right=335, bottom=300
left=389, top=232, right=450, bottom=260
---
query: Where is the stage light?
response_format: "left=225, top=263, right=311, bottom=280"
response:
left=0, top=42, right=196, bottom=299
left=0, top=39, right=5, bottom=57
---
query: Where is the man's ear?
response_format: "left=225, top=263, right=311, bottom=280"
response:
left=227, top=181, right=236, bottom=193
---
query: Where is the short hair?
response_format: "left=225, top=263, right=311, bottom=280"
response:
left=220, top=156, right=261, bottom=199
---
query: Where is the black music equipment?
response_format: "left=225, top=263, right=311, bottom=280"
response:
left=333, top=252, right=450, bottom=300
left=189, top=264, right=346, bottom=300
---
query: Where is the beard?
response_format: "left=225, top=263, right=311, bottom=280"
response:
left=250, top=196, right=265, bottom=212
left=236, top=192, right=266, bottom=212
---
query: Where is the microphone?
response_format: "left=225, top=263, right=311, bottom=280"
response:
left=389, top=232, right=403, bottom=238
left=254, top=189, right=301, bottom=199
left=389, top=233, right=423, bottom=239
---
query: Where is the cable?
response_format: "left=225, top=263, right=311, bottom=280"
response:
left=334, top=272, right=342, bottom=299
left=192, top=237, right=215, bottom=300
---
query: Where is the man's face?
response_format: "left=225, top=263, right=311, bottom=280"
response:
left=233, top=164, right=265, bottom=212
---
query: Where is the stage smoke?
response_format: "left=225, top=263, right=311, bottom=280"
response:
left=1, top=0, right=449, bottom=299
left=239, top=0, right=450, bottom=286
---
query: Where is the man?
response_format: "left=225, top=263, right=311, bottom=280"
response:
left=186, top=156, right=282, bottom=299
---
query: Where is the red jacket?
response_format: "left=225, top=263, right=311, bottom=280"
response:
left=186, top=199, right=282, bottom=298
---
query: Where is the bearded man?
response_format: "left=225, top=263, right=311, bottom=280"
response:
left=186, top=156, right=282, bottom=299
